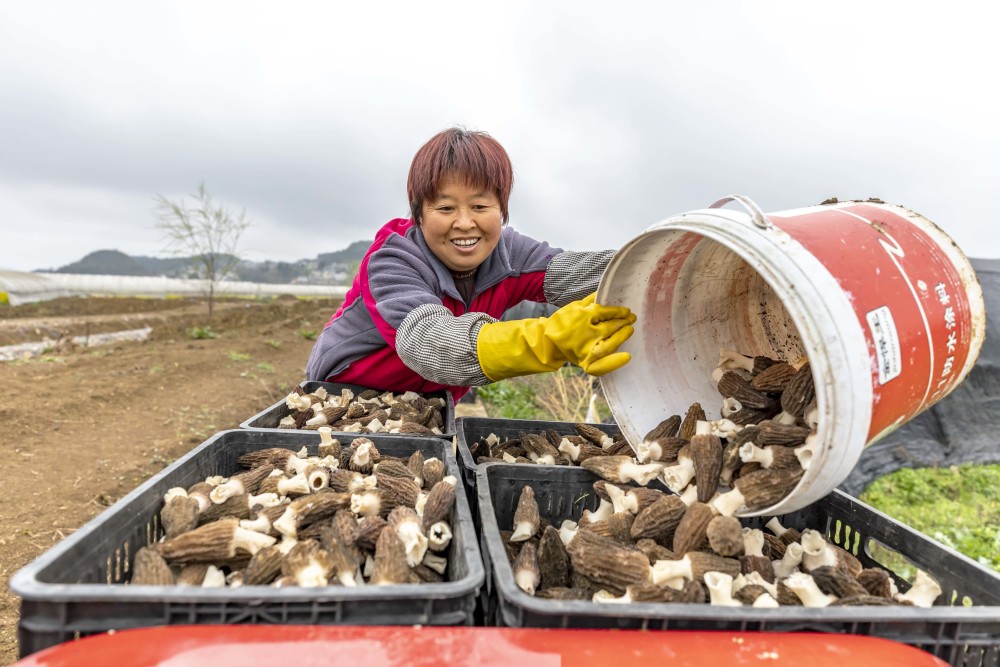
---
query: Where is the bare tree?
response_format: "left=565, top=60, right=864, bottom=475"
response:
left=154, top=183, right=251, bottom=321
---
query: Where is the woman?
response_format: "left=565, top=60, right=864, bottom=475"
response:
left=305, top=127, right=636, bottom=400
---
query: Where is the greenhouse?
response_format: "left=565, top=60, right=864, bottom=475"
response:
left=0, top=269, right=347, bottom=306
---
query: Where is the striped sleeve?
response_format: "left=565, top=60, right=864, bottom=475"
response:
left=396, top=305, right=495, bottom=386
left=543, top=249, right=616, bottom=306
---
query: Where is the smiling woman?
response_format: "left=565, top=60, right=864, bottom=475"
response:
left=304, top=127, right=636, bottom=401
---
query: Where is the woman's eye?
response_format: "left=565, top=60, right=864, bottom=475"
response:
left=437, top=206, right=454, bottom=213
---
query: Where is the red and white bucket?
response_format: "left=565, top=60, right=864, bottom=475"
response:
left=597, top=195, right=986, bottom=515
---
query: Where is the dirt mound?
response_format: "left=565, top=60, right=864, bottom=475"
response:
left=0, top=296, right=340, bottom=663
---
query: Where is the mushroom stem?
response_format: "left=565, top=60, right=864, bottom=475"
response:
left=605, top=484, right=633, bottom=514
left=277, top=473, right=311, bottom=496
left=620, top=461, right=666, bottom=486
left=800, top=529, right=837, bottom=571
left=231, top=526, right=279, bottom=555
left=661, top=459, right=695, bottom=493
left=717, top=349, right=755, bottom=374
left=710, top=487, right=746, bottom=517
left=558, top=438, right=582, bottom=462
left=894, top=570, right=942, bottom=608
left=707, top=419, right=741, bottom=439
left=704, top=572, right=742, bottom=606
left=721, top=397, right=743, bottom=416
left=752, top=593, right=779, bottom=607
left=784, top=572, right=837, bottom=607
left=650, top=557, right=693, bottom=583
left=772, top=542, right=804, bottom=579
left=679, top=485, right=699, bottom=506
left=239, top=515, right=273, bottom=534
left=580, top=499, right=614, bottom=526
left=593, top=589, right=633, bottom=604
left=201, top=565, right=226, bottom=587
left=794, top=434, right=819, bottom=470
left=422, top=552, right=448, bottom=575
left=351, top=490, right=382, bottom=517
left=773, top=410, right=798, bottom=425
left=634, top=439, right=657, bottom=464
left=427, top=521, right=453, bottom=552
left=558, top=520, right=579, bottom=546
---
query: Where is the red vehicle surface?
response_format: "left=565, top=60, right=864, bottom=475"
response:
left=11, top=626, right=948, bottom=667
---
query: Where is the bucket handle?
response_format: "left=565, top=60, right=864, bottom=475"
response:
left=709, top=195, right=773, bottom=230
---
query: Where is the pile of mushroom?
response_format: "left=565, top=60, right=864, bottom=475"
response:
left=277, top=386, right=447, bottom=436
left=130, top=430, right=457, bottom=588
left=601, top=350, right=819, bottom=516
left=500, top=480, right=942, bottom=608
left=469, top=424, right=645, bottom=468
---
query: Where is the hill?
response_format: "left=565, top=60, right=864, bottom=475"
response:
left=44, top=242, right=370, bottom=285
left=54, top=250, right=155, bottom=276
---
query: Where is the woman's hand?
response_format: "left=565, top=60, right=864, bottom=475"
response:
left=476, top=292, right=636, bottom=380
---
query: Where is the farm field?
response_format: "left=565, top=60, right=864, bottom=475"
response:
left=0, top=295, right=340, bottom=664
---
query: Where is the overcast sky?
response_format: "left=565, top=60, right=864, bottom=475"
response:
left=1, top=1, right=998, bottom=272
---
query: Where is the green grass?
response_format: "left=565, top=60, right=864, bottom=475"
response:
left=478, top=378, right=547, bottom=420
left=187, top=326, right=218, bottom=340
left=860, top=464, right=1000, bottom=573
left=227, top=351, right=251, bottom=362
left=297, top=329, right=318, bottom=341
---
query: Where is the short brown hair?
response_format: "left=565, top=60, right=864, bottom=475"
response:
left=407, top=128, right=513, bottom=225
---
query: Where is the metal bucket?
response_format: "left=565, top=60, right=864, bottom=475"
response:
left=597, top=195, right=986, bottom=515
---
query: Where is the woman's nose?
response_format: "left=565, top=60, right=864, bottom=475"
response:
left=454, top=209, right=475, bottom=228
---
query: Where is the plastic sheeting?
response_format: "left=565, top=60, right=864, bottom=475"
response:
left=0, top=270, right=348, bottom=305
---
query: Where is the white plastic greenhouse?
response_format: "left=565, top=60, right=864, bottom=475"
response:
left=0, top=270, right=348, bottom=306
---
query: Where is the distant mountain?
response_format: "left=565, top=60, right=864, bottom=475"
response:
left=44, top=242, right=370, bottom=286
left=317, top=241, right=370, bottom=266
left=54, top=250, right=156, bottom=276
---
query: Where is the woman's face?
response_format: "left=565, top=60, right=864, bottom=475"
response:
left=420, top=174, right=503, bottom=273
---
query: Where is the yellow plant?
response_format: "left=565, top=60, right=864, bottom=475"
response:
left=526, top=367, right=610, bottom=423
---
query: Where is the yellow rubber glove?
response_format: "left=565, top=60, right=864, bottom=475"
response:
left=477, top=293, right=636, bottom=381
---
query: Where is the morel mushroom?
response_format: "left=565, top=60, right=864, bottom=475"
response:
left=158, top=518, right=277, bottom=563
left=510, top=485, right=540, bottom=542
left=513, top=542, right=541, bottom=595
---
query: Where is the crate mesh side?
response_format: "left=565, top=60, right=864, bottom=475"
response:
left=16, top=431, right=481, bottom=657
left=456, top=417, right=621, bottom=495
left=478, top=463, right=1000, bottom=666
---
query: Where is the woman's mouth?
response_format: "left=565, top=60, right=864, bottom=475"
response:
left=451, top=238, right=480, bottom=251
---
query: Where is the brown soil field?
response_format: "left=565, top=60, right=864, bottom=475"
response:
left=0, top=295, right=342, bottom=665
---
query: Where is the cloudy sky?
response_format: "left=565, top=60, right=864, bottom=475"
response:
left=1, top=1, right=998, bottom=272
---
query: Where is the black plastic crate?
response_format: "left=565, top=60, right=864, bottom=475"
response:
left=240, top=381, right=457, bottom=440
left=476, top=463, right=1000, bottom=667
left=455, top=417, right=620, bottom=502
left=11, top=430, right=484, bottom=658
